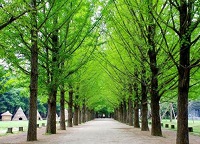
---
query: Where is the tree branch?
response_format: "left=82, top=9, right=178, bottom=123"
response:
left=0, top=10, right=28, bottom=30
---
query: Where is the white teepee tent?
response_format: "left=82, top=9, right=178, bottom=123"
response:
left=12, top=107, right=27, bottom=121
left=65, top=109, right=68, bottom=120
left=37, top=110, right=43, bottom=120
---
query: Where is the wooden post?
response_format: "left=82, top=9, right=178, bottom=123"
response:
left=7, top=128, right=13, bottom=133
left=19, top=127, right=23, bottom=131
left=188, top=127, right=193, bottom=132
left=165, top=124, right=169, bottom=128
left=171, top=125, right=175, bottom=129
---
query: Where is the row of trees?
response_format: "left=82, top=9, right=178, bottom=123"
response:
left=100, top=1, right=200, bottom=144
left=0, top=0, right=200, bottom=144
left=0, top=0, right=111, bottom=141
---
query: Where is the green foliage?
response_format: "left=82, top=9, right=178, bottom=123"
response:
left=0, top=88, right=47, bottom=118
left=1, top=0, right=200, bottom=118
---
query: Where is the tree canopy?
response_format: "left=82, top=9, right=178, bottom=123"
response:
left=0, top=0, right=200, bottom=144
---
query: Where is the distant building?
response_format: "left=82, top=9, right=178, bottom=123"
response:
left=12, top=107, right=28, bottom=121
left=37, top=110, right=43, bottom=120
left=1, top=111, right=12, bottom=121
left=188, top=101, right=200, bottom=120
left=65, top=109, right=68, bottom=120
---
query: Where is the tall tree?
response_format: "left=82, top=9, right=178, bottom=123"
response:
left=146, top=0, right=162, bottom=136
left=154, top=0, right=200, bottom=143
left=27, top=0, right=38, bottom=141
left=168, top=0, right=199, bottom=143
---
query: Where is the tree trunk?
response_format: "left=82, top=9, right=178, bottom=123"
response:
left=68, top=86, right=73, bottom=127
left=73, top=105, right=79, bottom=126
left=116, top=108, right=119, bottom=120
left=141, top=68, right=149, bottom=131
left=82, top=99, right=86, bottom=123
left=114, top=108, right=118, bottom=120
left=123, top=100, right=127, bottom=123
left=126, top=107, right=129, bottom=124
left=87, top=109, right=90, bottom=121
left=151, top=96, right=162, bottom=136
left=78, top=108, right=82, bottom=124
left=128, top=97, right=133, bottom=126
left=148, top=45, right=162, bottom=136
left=176, top=1, right=191, bottom=143
left=46, top=8, right=59, bottom=134
left=27, top=0, right=38, bottom=141
left=46, top=89, right=57, bottom=134
left=92, top=110, right=95, bottom=120
left=115, top=109, right=117, bottom=120
left=134, top=99, right=140, bottom=128
left=60, top=85, right=66, bottom=130
left=85, top=107, right=88, bottom=121
left=177, top=70, right=189, bottom=144
left=133, top=70, right=140, bottom=128
left=147, top=0, right=162, bottom=136
left=128, top=83, right=133, bottom=126
left=118, top=107, right=120, bottom=121
left=73, top=85, right=79, bottom=125
left=120, top=103, right=123, bottom=122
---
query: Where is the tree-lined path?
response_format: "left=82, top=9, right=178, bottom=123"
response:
left=1, top=1, right=200, bottom=144
left=0, top=119, right=200, bottom=144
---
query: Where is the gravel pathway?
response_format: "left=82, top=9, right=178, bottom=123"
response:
left=0, top=118, right=200, bottom=144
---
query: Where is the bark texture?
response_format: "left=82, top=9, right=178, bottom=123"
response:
left=128, top=84, right=133, bottom=126
left=78, top=108, right=82, bottom=124
left=27, top=0, right=38, bottom=141
left=46, top=18, right=59, bottom=134
left=176, top=1, right=191, bottom=143
left=147, top=0, right=162, bottom=136
left=82, top=99, right=86, bottom=123
left=134, top=100, right=140, bottom=128
left=46, top=89, right=57, bottom=134
left=73, top=86, right=79, bottom=126
left=133, top=70, right=140, bottom=128
left=123, top=100, right=127, bottom=123
left=141, top=68, right=149, bottom=131
left=148, top=34, right=162, bottom=136
left=73, top=105, right=79, bottom=126
left=60, top=86, right=66, bottom=130
left=68, top=86, right=73, bottom=127
left=128, top=97, right=133, bottom=126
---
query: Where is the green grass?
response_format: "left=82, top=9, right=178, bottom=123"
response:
left=160, top=119, right=200, bottom=136
left=0, top=120, right=48, bottom=136
left=0, top=120, right=47, bottom=130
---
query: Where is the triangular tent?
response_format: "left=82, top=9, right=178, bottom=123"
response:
left=65, top=109, right=68, bottom=120
left=12, top=107, right=27, bottom=121
left=56, top=113, right=59, bottom=121
left=37, top=110, right=43, bottom=120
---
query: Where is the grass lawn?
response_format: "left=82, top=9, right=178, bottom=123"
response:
left=0, top=120, right=47, bottom=131
left=161, top=119, right=200, bottom=136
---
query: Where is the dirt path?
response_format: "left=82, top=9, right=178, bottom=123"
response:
left=0, top=119, right=200, bottom=144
